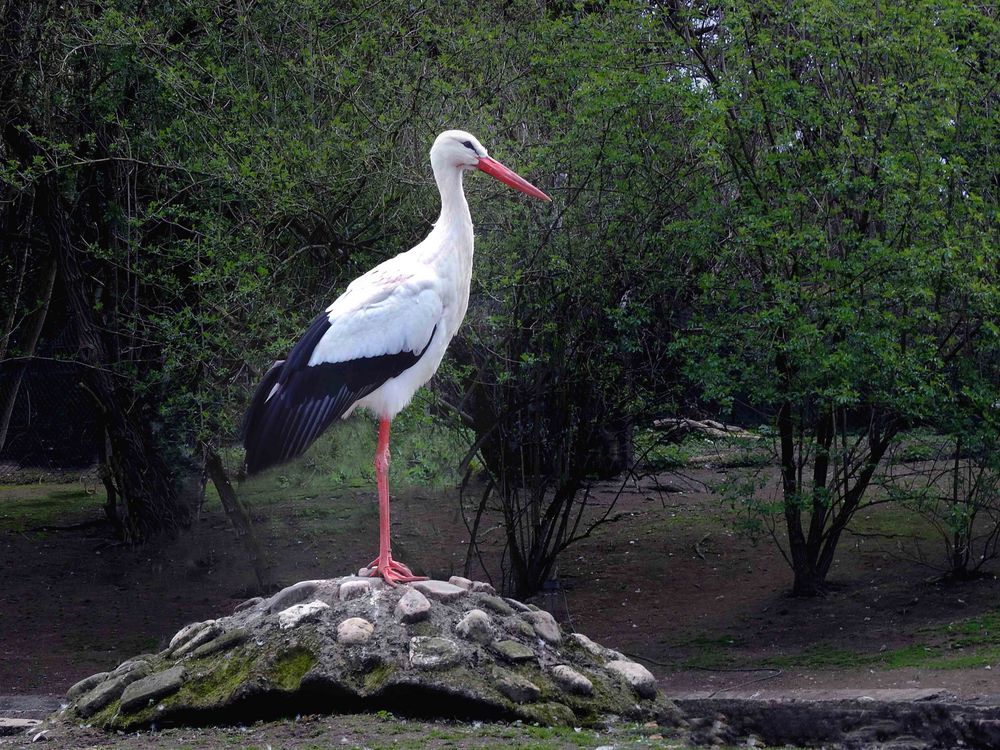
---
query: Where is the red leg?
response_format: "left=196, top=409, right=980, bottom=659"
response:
left=365, top=417, right=426, bottom=586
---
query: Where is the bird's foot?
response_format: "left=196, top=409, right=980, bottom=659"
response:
left=364, top=554, right=428, bottom=586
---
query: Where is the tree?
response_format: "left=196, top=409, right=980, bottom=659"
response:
left=668, top=0, right=999, bottom=594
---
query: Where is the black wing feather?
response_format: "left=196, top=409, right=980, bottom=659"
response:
left=243, top=313, right=436, bottom=475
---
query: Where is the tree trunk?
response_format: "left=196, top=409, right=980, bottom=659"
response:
left=0, top=258, right=57, bottom=452
left=53, top=197, right=188, bottom=541
left=204, top=447, right=270, bottom=592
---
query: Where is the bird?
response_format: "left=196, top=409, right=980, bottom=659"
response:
left=243, top=130, right=550, bottom=585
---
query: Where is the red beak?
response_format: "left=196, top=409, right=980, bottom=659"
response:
left=476, top=156, right=551, bottom=202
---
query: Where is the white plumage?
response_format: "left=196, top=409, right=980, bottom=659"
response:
left=243, top=129, right=549, bottom=584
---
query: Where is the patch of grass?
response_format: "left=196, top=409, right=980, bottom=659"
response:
left=890, top=428, right=954, bottom=464
left=675, top=607, right=1000, bottom=673
left=0, top=484, right=105, bottom=531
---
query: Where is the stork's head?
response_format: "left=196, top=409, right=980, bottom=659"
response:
left=431, top=130, right=551, bottom=201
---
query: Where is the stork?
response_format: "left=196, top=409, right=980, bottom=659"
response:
left=243, top=130, right=550, bottom=585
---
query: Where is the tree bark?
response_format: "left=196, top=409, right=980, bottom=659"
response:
left=0, top=258, right=57, bottom=453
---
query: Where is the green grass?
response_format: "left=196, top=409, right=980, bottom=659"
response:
left=0, top=409, right=471, bottom=535
left=0, top=484, right=105, bottom=531
left=676, top=608, right=1000, bottom=672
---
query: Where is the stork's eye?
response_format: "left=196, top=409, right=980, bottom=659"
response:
left=461, top=140, right=478, bottom=154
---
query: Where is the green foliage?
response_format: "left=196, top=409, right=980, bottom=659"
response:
left=2, top=0, right=996, bottom=593
left=668, top=0, right=1000, bottom=593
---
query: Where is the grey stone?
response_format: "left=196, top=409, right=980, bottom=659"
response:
left=278, top=600, right=330, bottom=630
left=478, top=595, right=514, bottom=615
left=172, top=623, right=222, bottom=658
left=455, top=609, right=494, bottom=644
left=492, top=640, right=535, bottom=664
left=523, top=610, right=561, bottom=645
left=551, top=664, right=593, bottom=696
left=568, top=632, right=604, bottom=657
left=606, top=659, right=658, bottom=698
left=113, top=658, right=150, bottom=677
left=412, top=579, right=467, bottom=603
left=66, top=672, right=110, bottom=702
left=471, top=581, right=497, bottom=594
left=338, top=617, right=375, bottom=645
left=168, top=620, right=214, bottom=651
left=0, top=718, right=40, bottom=737
left=120, top=666, right=186, bottom=713
left=447, top=575, right=473, bottom=590
left=510, top=618, right=536, bottom=639
left=494, top=669, right=541, bottom=703
left=189, top=628, right=248, bottom=659
left=233, top=596, right=264, bottom=613
left=76, top=677, right=127, bottom=718
left=75, top=662, right=152, bottom=718
left=267, top=580, right=325, bottom=613
left=394, top=587, right=431, bottom=623
left=503, top=597, right=532, bottom=613
left=339, top=578, right=375, bottom=601
left=408, top=636, right=461, bottom=670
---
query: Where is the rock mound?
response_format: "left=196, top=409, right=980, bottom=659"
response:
left=52, top=575, right=676, bottom=729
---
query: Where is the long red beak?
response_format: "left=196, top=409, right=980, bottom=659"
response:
left=477, top=156, right=551, bottom=202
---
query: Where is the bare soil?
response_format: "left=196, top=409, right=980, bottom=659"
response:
left=2, top=461, right=1000, bottom=742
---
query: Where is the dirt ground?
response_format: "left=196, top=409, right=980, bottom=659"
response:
left=2, top=460, right=999, bottom=730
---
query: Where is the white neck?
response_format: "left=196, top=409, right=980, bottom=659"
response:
left=432, top=159, right=471, bottom=228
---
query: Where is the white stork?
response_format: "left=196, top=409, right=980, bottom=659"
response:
left=243, top=130, right=550, bottom=584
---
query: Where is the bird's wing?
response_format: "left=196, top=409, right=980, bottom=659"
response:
left=243, top=268, right=443, bottom=475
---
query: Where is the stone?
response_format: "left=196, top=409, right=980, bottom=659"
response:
left=189, top=628, right=248, bottom=659
left=394, top=587, right=431, bottom=624
left=408, top=636, right=461, bottom=670
left=448, top=575, right=473, bottom=590
left=267, top=580, right=326, bottom=613
left=551, top=664, right=593, bottom=696
left=568, top=632, right=604, bottom=657
left=0, top=718, right=40, bottom=737
left=56, top=573, right=672, bottom=731
left=478, top=595, right=514, bottom=615
left=494, top=669, right=541, bottom=704
left=511, top=618, right=536, bottom=639
left=66, top=672, right=109, bottom=702
left=76, top=677, right=127, bottom=718
left=471, top=581, right=496, bottom=594
left=523, top=610, right=561, bottom=645
left=172, top=623, right=221, bottom=658
left=606, top=659, right=658, bottom=698
left=233, top=596, right=264, bottom=613
left=113, top=658, right=151, bottom=677
left=168, top=620, right=214, bottom=651
left=119, top=666, right=186, bottom=713
left=503, top=597, right=532, bottom=613
left=278, top=600, right=330, bottom=630
left=412, top=579, right=467, bottom=603
left=455, top=609, right=494, bottom=644
left=338, top=617, right=375, bottom=645
left=492, top=640, right=535, bottom=664
left=339, top=578, right=375, bottom=601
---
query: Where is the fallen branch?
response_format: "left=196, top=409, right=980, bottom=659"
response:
left=653, top=417, right=760, bottom=440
